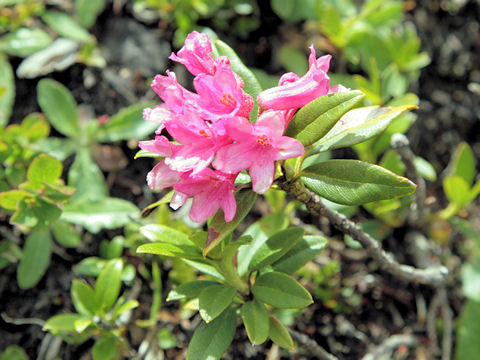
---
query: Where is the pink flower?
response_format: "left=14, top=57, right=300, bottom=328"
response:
left=257, top=45, right=331, bottom=111
left=146, top=161, right=182, bottom=190
left=174, top=168, right=237, bottom=223
left=139, top=135, right=175, bottom=157
left=169, top=31, right=216, bottom=76
left=213, top=111, right=305, bottom=194
left=151, top=71, right=198, bottom=114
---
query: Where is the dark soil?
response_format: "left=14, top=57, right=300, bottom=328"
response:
left=1, top=1, right=480, bottom=359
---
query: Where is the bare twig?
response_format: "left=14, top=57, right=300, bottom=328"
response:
left=277, top=178, right=448, bottom=287
left=361, top=333, right=418, bottom=360
left=391, top=133, right=428, bottom=227
left=440, top=288, right=453, bottom=360
left=427, top=290, right=442, bottom=355
left=1, top=312, right=45, bottom=327
left=288, top=328, right=338, bottom=360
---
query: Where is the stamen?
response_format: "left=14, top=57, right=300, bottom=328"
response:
left=257, top=135, right=270, bottom=146
left=220, top=93, right=237, bottom=107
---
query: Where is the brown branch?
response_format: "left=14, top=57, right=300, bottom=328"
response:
left=277, top=177, right=448, bottom=287
left=288, top=328, right=338, bottom=360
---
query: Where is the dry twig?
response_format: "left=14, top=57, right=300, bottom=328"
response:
left=288, top=328, right=338, bottom=360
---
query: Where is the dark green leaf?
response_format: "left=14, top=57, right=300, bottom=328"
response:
left=92, top=335, right=117, bottom=360
left=62, top=197, right=139, bottom=233
left=285, top=90, right=365, bottom=146
left=268, top=315, right=294, bottom=350
left=0, top=27, right=53, bottom=57
left=71, top=279, right=99, bottom=317
left=167, top=280, right=220, bottom=301
left=17, top=231, right=52, bottom=289
left=314, top=105, right=416, bottom=152
left=272, top=235, right=328, bottom=274
left=73, top=256, right=105, bottom=277
left=198, top=285, right=237, bottom=323
left=51, top=220, right=81, bottom=248
left=186, top=307, right=237, bottom=360
left=68, top=150, right=107, bottom=203
left=37, top=79, right=80, bottom=138
left=42, top=11, right=91, bottom=43
left=95, top=259, right=123, bottom=312
left=205, top=189, right=257, bottom=256
left=97, top=102, right=157, bottom=142
left=0, top=53, right=15, bottom=126
left=248, top=227, right=305, bottom=272
left=301, top=160, right=417, bottom=205
left=456, top=300, right=480, bottom=360
left=241, top=300, right=269, bottom=345
left=0, top=346, right=28, bottom=360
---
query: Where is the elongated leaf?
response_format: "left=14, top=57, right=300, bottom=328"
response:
left=0, top=53, right=14, bottom=126
left=205, top=189, right=257, bottom=256
left=68, top=150, right=107, bottom=203
left=248, top=227, right=305, bottom=272
left=268, top=315, right=294, bottom=350
left=167, top=280, right=219, bottom=301
left=27, top=154, right=62, bottom=186
left=0, top=27, right=53, bottom=57
left=136, top=242, right=202, bottom=259
left=199, top=285, right=237, bottom=323
left=97, top=102, right=157, bottom=142
left=51, top=220, right=81, bottom=248
left=0, top=346, right=28, bottom=360
left=37, top=79, right=80, bottom=138
left=75, top=0, right=106, bottom=28
left=456, top=300, right=480, bottom=360
left=186, top=307, right=236, bottom=360
left=285, top=90, right=364, bottom=146
left=42, top=11, right=91, bottom=43
left=251, top=271, right=312, bottom=308
left=314, top=105, right=417, bottom=152
left=450, top=142, right=475, bottom=186
left=301, top=160, right=417, bottom=205
left=95, top=259, right=123, bottom=312
left=241, top=300, right=269, bottom=345
left=111, top=299, right=139, bottom=321
left=215, top=40, right=262, bottom=122
left=17, top=231, right=52, bottom=289
left=33, top=137, right=76, bottom=161
left=141, top=224, right=191, bottom=246
left=272, top=235, right=328, bottom=274
left=61, top=198, right=139, bottom=233
left=71, top=279, right=99, bottom=317
left=44, top=313, right=88, bottom=333
left=444, top=175, right=471, bottom=206
left=0, top=190, right=31, bottom=210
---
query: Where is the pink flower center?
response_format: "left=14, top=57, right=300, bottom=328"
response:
left=257, top=135, right=270, bottom=146
left=220, top=93, right=236, bottom=107
left=199, top=129, right=210, bottom=138
left=209, top=176, right=220, bottom=188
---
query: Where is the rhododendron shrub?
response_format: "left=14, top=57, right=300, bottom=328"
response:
left=141, top=31, right=345, bottom=223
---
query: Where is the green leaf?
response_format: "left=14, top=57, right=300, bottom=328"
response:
left=277, top=45, right=308, bottom=75
left=215, top=40, right=262, bottom=122
left=0, top=53, right=15, bottom=126
left=21, top=113, right=50, bottom=141
left=0, top=346, right=28, bottom=360
left=272, top=235, right=328, bottom=274
left=248, top=227, right=305, bottom=272
left=0, top=27, right=53, bottom=57
left=92, top=334, right=117, bottom=360
left=204, top=189, right=257, bottom=256
left=42, top=11, right=91, bottom=43
left=462, top=262, right=480, bottom=301
left=51, top=220, right=81, bottom=248
left=95, top=259, right=123, bottom=312
left=62, top=197, right=139, bottom=233
left=68, top=150, right=107, bottom=203
left=0, top=190, right=31, bottom=210
left=33, top=137, right=76, bottom=162
left=136, top=242, right=202, bottom=259
left=444, top=175, right=471, bottom=206
left=251, top=271, right=313, bottom=309
left=71, top=279, right=99, bottom=317
left=413, top=156, right=437, bottom=181
left=237, top=213, right=289, bottom=276
left=75, top=0, right=106, bottom=28
left=37, top=79, right=80, bottom=138
left=456, top=300, right=480, bottom=360
left=241, top=300, right=269, bottom=345
left=268, top=315, right=295, bottom=350
left=301, top=160, right=417, bottom=205
left=97, top=102, right=157, bottom=142
left=158, top=328, right=177, bottom=349
left=167, top=280, right=219, bottom=301
left=450, top=142, right=475, bottom=186
left=27, top=154, right=63, bottom=186
left=285, top=90, right=365, bottom=146
left=186, top=307, right=237, bottom=360
left=17, top=231, right=52, bottom=289
left=314, top=105, right=417, bottom=152
left=44, top=313, right=88, bottom=333
left=198, top=285, right=237, bottom=323
left=74, top=256, right=106, bottom=277
left=111, top=299, right=139, bottom=320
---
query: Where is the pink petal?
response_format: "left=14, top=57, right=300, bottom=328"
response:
left=170, top=191, right=187, bottom=210
left=219, top=191, right=237, bottom=222
left=146, top=161, right=181, bottom=190
left=189, top=191, right=220, bottom=223
left=274, top=136, right=305, bottom=160
left=249, top=161, right=275, bottom=194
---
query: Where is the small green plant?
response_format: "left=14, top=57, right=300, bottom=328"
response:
left=44, top=259, right=139, bottom=360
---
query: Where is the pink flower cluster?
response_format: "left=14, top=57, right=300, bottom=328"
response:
left=141, top=31, right=339, bottom=223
